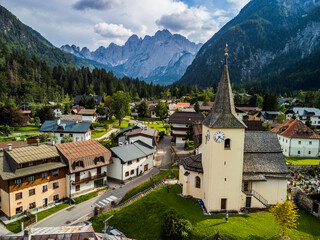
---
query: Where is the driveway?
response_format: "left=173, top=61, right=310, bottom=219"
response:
left=35, top=167, right=160, bottom=227
left=155, top=135, right=172, bottom=167
left=0, top=222, right=11, bottom=235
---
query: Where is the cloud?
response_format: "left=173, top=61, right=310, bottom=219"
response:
left=94, top=22, right=133, bottom=38
left=73, top=0, right=113, bottom=11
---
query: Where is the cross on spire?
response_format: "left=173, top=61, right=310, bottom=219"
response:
left=224, top=43, right=228, bottom=65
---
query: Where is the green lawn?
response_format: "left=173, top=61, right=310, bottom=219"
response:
left=91, top=185, right=320, bottom=240
left=0, top=134, right=38, bottom=142
left=285, top=157, right=320, bottom=165
left=73, top=187, right=108, bottom=204
left=6, top=203, right=69, bottom=233
left=12, top=125, right=40, bottom=133
left=91, top=128, right=111, bottom=139
left=119, top=169, right=177, bottom=204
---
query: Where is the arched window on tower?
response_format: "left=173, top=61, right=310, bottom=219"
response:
left=195, top=176, right=201, bottom=188
left=224, top=138, right=231, bottom=149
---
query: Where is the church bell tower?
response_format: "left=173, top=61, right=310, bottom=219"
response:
left=201, top=44, right=246, bottom=212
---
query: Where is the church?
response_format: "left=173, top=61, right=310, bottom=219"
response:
left=179, top=47, right=289, bottom=213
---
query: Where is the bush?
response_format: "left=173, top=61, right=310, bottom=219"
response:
left=161, top=209, right=192, bottom=239
left=185, top=140, right=195, bottom=150
left=159, top=131, right=166, bottom=140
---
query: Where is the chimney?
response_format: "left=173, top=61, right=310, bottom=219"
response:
left=76, top=120, right=79, bottom=124
left=52, top=140, right=55, bottom=146
left=23, top=228, right=31, bottom=240
left=8, top=143, right=12, bottom=151
left=57, top=119, right=61, bottom=125
left=36, top=138, right=40, bottom=146
left=24, top=137, right=26, bottom=142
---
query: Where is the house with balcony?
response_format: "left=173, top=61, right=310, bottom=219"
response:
left=271, top=119, right=320, bottom=157
left=0, top=143, right=67, bottom=220
left=286, top=107, right=320, bottom=129
left=56, top=140, right=111, bottom=198
left=108, top=141, right=155, bottom=183
left=40, top=119, right=94, bottom=144
left=168, top=111, right=205, bottom=145
left=121, top=127, right=159, bottom=148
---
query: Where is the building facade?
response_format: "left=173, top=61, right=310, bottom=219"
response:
left=271, top=119, right=320, bottom=157
left=286, top=107, right=320, bottom=129
left=0, top=144, right=67, bottom=219
left=56, top=140, right=111, bottom=198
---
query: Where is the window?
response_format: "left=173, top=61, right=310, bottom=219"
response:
left=16, top=207, right=23, bottom=214
left=137, top=159, right=140, bottom=163
left=17, top=164, right=23, bottom=169
left=60, top=134, right=64, bottom=137
left=42, top=185, right=48, bottom=192
left=76, top=185, right=80, bottom=192
left=52, top=170, right=59, bottom=177
left=15, top=192, right=22, bottom=200
left=309, top=151, right=311, bottom=155
left=224, top=139, right=231, bottom=149
left=53, top=194, right=59, bottom=201
left=309, top=141, right=312, bottom=145
left=130, top=170, right=134, bottom=175
left=53, top=182, right=59, bottom=189
left=127, top=161, right=132, bottom=165
left=69, top=134, right=73, bottom=137
left=75, top=161, right=84, bottom=167
left=298, top=151, right=301, bottom=154
left=29, top=162, right=34, bottom=167
left=195, top=176, right=201, bottom=188
left=28, top=175, right=35, bottom=183
left=286, top=140, right=288, bottom=143
left=298, top=141, right=301, bottom=145
left=29, top=189, right=35, bottom=196
left=14, top=179, right=22, bottom=186
left=29, top=202, right=36, bottom=209
left=125, top=171, right=129, bottom=177
left=42, top=172, right=48, bottom=179
left=42, top=159, right=47, bottom=163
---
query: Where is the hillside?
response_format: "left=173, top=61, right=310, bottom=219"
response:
left=61, top=30, right=202, bottom=85
left=177, top=0, right=320, bottom=90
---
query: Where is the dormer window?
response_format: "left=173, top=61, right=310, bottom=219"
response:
left=75, top=161, right=84, bottom=168
left=17, top=164, right=23, bottom=169
left=95, top=156, right=105, bottom=164
left=29, top=162, right=34, bottom=167
left=224, top=139, right=231, bottom=149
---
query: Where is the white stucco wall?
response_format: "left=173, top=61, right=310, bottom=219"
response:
left=107, top=158, right=123, bottom=181
left=128, top=136, right=153, bottom=147
left=82, top=115, right=96, bottom=123
left=53, top=131, right=90, bottom=144
left=179, top=165, right=203, bottom=199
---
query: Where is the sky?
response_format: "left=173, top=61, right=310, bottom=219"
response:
left=0, top=0, right=250, bottom=51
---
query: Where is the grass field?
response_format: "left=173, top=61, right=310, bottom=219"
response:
left=0, top=134, right=38, bottom=142
left=73, top=187, right=108, bottom=204
left=12, top=125, right=40, bottom=133
left=285, top=157, right=320, bottom=165
left=6, top=203, right=69, bottom=233
left=91, top=128, right=111, bottom=139
left=91, top=185, right=320, bottom=240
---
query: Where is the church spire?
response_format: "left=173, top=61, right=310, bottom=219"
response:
left=202, top=44, right=246, bottom=129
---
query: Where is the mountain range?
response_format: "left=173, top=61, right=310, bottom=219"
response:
left=177, top=0, right=320, bottom=92
left=61, top=30, right=202, bottom=85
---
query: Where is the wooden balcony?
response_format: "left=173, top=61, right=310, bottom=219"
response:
left=72, top=172, right=107, bottom=185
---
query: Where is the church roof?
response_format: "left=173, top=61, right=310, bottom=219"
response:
left=202, top=57, right=246, bottom=129
left=180, top=131, right=290, bottom=180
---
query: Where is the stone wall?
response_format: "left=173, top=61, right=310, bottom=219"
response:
left=293, top=188, right=320, bottom=218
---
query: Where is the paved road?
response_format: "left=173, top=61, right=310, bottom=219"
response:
left=0, top=222, right=10, bottom=236
left=155, top=135, right=172, bottom=167
left=35, top=167, right=160, bottom=227
left=95, top=128, right=119, bottom=141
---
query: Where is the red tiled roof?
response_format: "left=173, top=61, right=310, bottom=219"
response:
left=271, top=119, right=320, bottom=139
left=0, top=141, right=27, bottom=149
left=177, top=102, right=190, bottom=108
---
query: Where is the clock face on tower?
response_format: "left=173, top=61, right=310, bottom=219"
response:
left=214, top=131, right=225, bottom=143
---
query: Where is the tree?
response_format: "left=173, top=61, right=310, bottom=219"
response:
left=270, top=200, right=298, bottom=237
left=61, top=135, right=73, bottom=143
left=275, top=113, right=286, bottom=124
left=86, top=96, right=96, bottom=109
left=0, top=107, right=28, bottom=127
left=34, top=117, right=41, bottom=127
left=155, top=101, right=168, bottom=122
left=161, top=209, right=192, bottom=239
left=137, top=100, right=149, bottom=118
left=96, top=104, right=107, bottom=116
left=111, top=91, right=130, bottom=126
left=194, top=101, right=200, bottom=112
left=78, top=95, right=87, bottom=107
left=292, top=113, right=296, bottom=119
left=0, top=125, right=12, bottom=136
left=306, top=119, right=312, bottom=128
left=40, top=133, right=58, bottom=143
left=35, top=106, right=55, bottom=123
left=262, top=93, right=280, bottom=111
left=249, top=94, right=263, bottom=108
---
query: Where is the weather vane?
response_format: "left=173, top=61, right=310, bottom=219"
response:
left=224, top=43, right=228, bottom=64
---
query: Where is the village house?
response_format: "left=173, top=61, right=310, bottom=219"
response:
left=0, top=143, right=67, bottom=220
left=179, top=52, right=289, bottom=213
left=286, top=107, right=320, bottom=129
left=261, top=111, right=281, bottom=124
left=71, top=106, right=85, bottom=115
left=121, top=127, right=159, bottom=148
left=169, top=111, right=205, bottom=145
left=40, top=119, right=94, bottom=144
left=108, top=141, right=155, bottom=183
left=56, top=140, right=111, bottom=198
left=271, top=119, right=320, bottom=157
left=78, top=109, right=97, bottom=122
left=53, top=107, right=62, bottom=118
